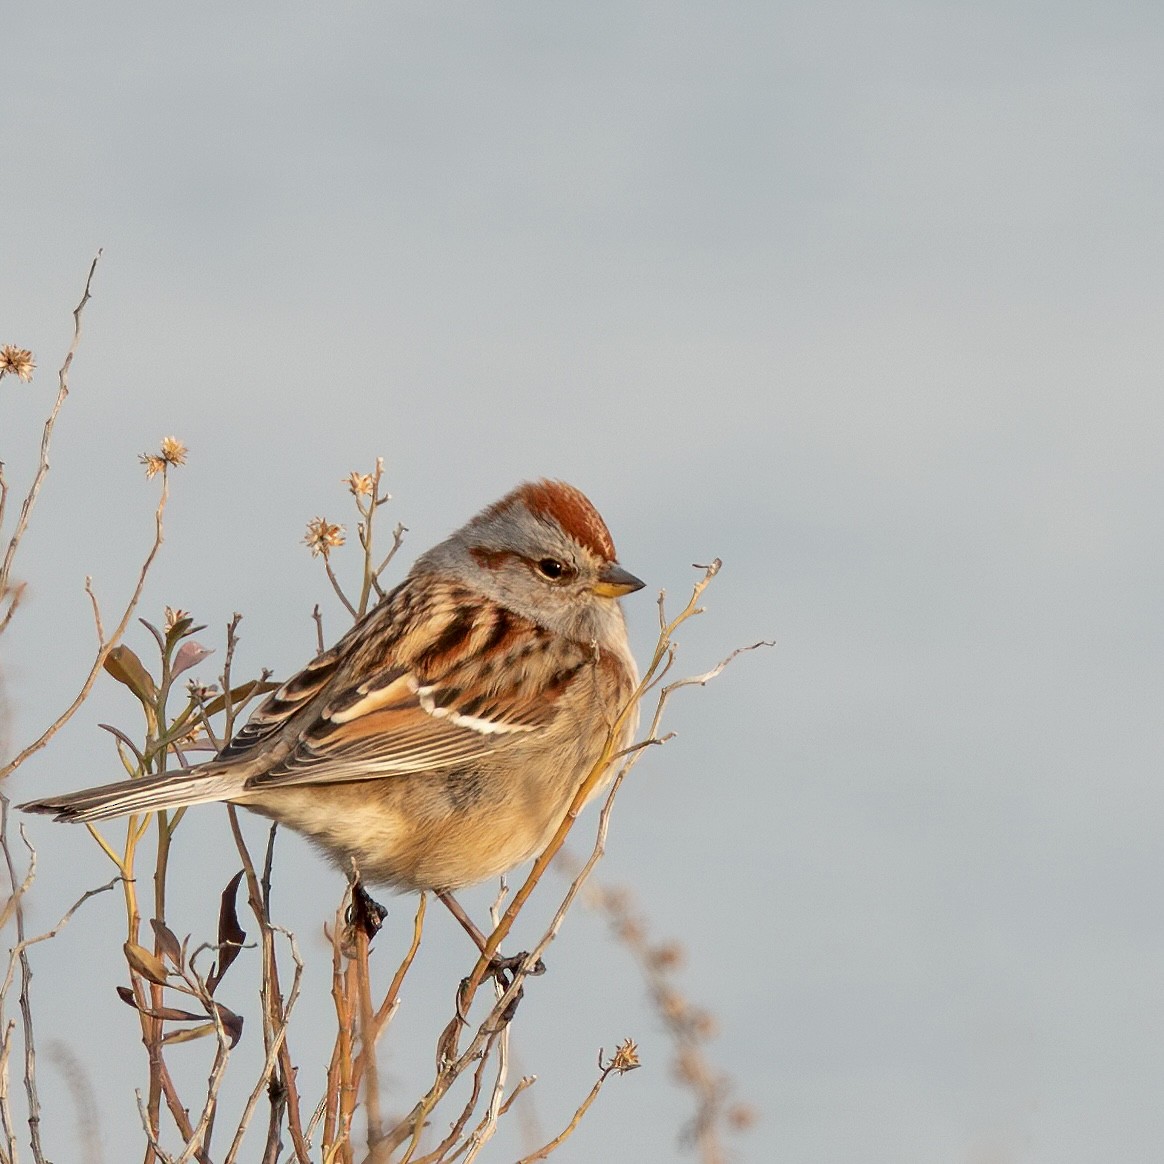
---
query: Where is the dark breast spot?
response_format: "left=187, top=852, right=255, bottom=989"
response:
left=442, top=767, right=487, bottom=811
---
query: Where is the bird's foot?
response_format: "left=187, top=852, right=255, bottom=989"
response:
left=489, top=950, right=546, bottom=987
left=455, top=951, right=547, bottom=1025
left=488, top=951, right=547, bottom=1024
left=340, top=879, right=387, bottom=955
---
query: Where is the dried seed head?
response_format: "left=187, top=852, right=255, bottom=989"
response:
left=344, top=471, right=375, bottom=497
left=607, top=1039, right=641, bottom=1075
left=304, top=517, right=346, bottom=557
left=139, top=436, right=187, bottom=478
left=160, top=436, right=187, bottom=466
left=0, top=346, right=35, bottom=382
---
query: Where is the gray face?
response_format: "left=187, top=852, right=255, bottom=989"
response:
left=413, top=500, right=631, bottom=645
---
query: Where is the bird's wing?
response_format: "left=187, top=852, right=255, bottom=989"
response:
left=225, top=590, right=590, bottom=789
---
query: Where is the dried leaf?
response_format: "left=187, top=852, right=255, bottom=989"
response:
left=150, top=919, right=184, bottom=969
left=97, top=722, right=146, bottom=765
left=105, top=645, right=159, bottom=705
left=208, top=870, right=246, bottom=994
left=138, top=618, right=167, bottom=654
left=199, top=679, right=279, bottom=718
left=164, top=615, right=206, bottom=649
left=436, top=1014, right=461, bottom=1070
left=124, top=941, right=169, bottom=985
left=171, top=639, right=214, bottom=679
left=162, top=1022, right=217, bottom=1046
left=166, top=615, right=195, bottom=641
left=118, top=982, right=221, bottom=1024
left=214, top=1002, right=244, bottom=1048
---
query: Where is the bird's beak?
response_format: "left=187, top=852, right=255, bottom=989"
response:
left=592, top=562, right=646, bottom=599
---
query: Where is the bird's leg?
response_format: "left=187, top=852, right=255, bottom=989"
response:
left=437, top=890, right=490, bottom=954
left=437, top=890, right=547, bottom=983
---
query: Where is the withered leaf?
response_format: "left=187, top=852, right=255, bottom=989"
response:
left=150, top=919, right=184, bottom=969
left=104, top=645, right=159, bottom=706
left=208, top=870, right=246, bottom=994
left=97, top=722, right=146, bottom=765
left=114, top=987, right=203, bottom=1023
left=171, top=639, right=214, bottom=679
left=124, top=941, right=169, bottom=985
left=162, top=1022, right=217, bottom=1046
left=164, top=615, right=206, bottom=649
left=214, top=1002, right=244, bottom=1048
left=200, top=679, right=279, bottom=718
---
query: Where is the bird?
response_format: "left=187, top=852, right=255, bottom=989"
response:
left=20, top=480, right=644, bottom=903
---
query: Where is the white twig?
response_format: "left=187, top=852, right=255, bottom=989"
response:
left=222, top=927, right=305, bottom=1164
left=135, top=1089, right=177, bottom=1164
left=462, top=883, right=513, bottom=1162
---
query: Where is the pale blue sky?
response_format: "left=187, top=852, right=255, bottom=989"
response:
left=4, top=3, right=1164, bottom=1160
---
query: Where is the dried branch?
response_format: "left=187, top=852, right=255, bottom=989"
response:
left=0, top=464, right=172, bottom=783
left=457, top=884, right=513, bottom=1164
left=0, top=252, right=100, bottom=607
left=371, top=523, right=407, bottom=602
left=221, top=926, right=304, bottom=1164
left=0, top=817, right=120, bottom=1164
left=170, top=963, right=233, bottom=1164
left=225, top=811, right=311, bottom=1164
left=514, top=1041, right=640, bottom=1163
left=324, top=558, right=358, bottom=620
left=0, top=1018, right=16, bottom=1164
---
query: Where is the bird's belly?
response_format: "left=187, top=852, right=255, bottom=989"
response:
left=239, top=773, right=567, bottom=892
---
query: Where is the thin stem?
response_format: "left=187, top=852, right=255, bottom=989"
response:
left=0, top=253, right=100, bottom=600
left=0, top=466, right=171, bottom=783
left=324, top=558, right=357, bottom=620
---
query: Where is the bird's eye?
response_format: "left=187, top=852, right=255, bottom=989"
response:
left=536, top=558, right=569, bottom=581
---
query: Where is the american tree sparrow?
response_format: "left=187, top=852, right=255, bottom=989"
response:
left=21, top=481, right=644, bottom=897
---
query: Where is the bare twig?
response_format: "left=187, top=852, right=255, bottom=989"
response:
left=0, top=465, right=172, bottom=783
left=134, top=1088, right=177, bottom=1164
left=312, top=604, right=326, bottom=656
left=221, top=927, right=305, bottom=1164
left=0, top=1018, right=17, bottom=1164
left=514, top=1042, right=640, bottom=1163
left=1, top=814, right=43, bottom=1164
left=459, top=882, right=513, bottom=1164
left=83, top=576, right=105, bottom=645
left=219, top=614, right=243, bottom=745
left=225, top=810, right=311, bottom=1164
left=0, top=253, right=100, bottom=605
left=354, top=914, right=384, bottom=1157
left=324, top=558, right=358, bottom=620
left=0, top=816, right=120, bottom=1164
left=371, top=523, right=406, bottom=601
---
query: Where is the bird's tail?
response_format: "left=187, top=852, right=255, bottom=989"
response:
left=18, top=764, right=245, bottom=824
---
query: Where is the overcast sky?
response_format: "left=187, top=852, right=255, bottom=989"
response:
left=4, top=3, right=1164, bottom=1161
